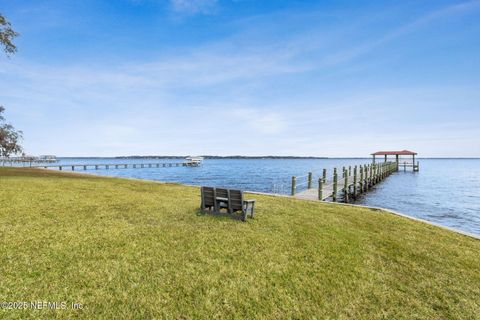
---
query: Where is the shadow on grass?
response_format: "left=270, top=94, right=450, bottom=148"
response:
left=195, top=208, right=248, bottom=222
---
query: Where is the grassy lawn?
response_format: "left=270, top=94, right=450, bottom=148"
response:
left=1, top=167, right=479, bottom=319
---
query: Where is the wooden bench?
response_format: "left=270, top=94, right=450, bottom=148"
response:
left=200, top=186, right=256, bottom=221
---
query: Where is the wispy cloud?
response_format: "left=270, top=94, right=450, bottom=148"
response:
left=170, top=0, right=218, bottom=15
left=322, top=0, right=480, bottom=66
left=232, top=108, right=286, bottom=134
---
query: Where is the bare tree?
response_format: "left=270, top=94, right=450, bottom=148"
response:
left=0, top=106, right=23, bottom=158
left=0, top=12, right=19, bottom=56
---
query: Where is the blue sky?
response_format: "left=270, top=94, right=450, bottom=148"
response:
left=1, top=0, right=479, bottom=157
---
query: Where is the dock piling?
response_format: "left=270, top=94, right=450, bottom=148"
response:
left=318, top=178, right=323, bottom=201
left=344, top=168, right=349, bottom=203
left=291, top=176, right=296, bottom=196
left=333, top=169, right=338, bottom=202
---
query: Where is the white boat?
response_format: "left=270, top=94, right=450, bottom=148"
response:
left=184, top=156, right=203, bottom=166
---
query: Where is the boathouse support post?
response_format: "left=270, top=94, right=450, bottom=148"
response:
left=308, top=172, right=312, bottom=189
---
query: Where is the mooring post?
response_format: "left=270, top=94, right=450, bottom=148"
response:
left=291, top=176, right=296, bottom=196
left=308, top=172, right=313, bottom=189
left=359, top=165, right=363, bottom=193
left=344, top=168, right=349, bottom=202
left=367, top=165, right=371, bottom=188
left=333, top=169, right=338, bottom=202
left=322, top=169, right=327, bottom=183
left=349, top=166, right=352, bottom=176
left=362, top=165, right=366, bottom=191
left=318, top=178, right=323, bottom=201
left=83, top=165, right=86, bottom=170
left=370, top=164, right=375, bottom=186
left=71, top=166, right=74, bottom=171
left=353, top=166, right=358, bottom=198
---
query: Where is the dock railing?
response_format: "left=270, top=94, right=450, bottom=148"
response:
left=291, top=161, right=399, bottom=202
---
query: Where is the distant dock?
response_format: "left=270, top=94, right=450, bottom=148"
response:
left=0, top=157, right=203, bottom=171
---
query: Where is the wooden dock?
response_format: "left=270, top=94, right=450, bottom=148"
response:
left=293, top=162, right=399, bottom=202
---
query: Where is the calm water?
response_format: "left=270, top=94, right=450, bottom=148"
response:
left=28, top=158, right=480, bottom=236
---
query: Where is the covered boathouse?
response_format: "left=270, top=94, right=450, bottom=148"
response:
left=371, top=150, right=419, bottom=171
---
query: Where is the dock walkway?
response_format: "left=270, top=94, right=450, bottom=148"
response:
left=294, top=162, right=398, bottom=202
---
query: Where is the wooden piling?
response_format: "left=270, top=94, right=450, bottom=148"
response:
left=353, top=166, right=357, bottom=198
left=322, top=169, right=327, bottom=183
left=333, top=169, right=338, bottom=202
left=344, top=169, right=349, bottom=202
left=318, top=178, right=323, bottom=201
left=291, top=176, right=296, bottom=196
left=308, top=172, right=312, bottom=189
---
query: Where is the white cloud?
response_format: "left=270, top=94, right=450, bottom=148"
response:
left=232, top=108, right=286, bottom=134
left=170, top=0, right=218, bottom=15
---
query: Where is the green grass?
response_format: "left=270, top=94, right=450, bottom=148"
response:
left=1, top=167, right=479, bottom=319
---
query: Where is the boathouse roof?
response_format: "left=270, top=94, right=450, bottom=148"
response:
left=371, top=150, right=417, bottom=156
